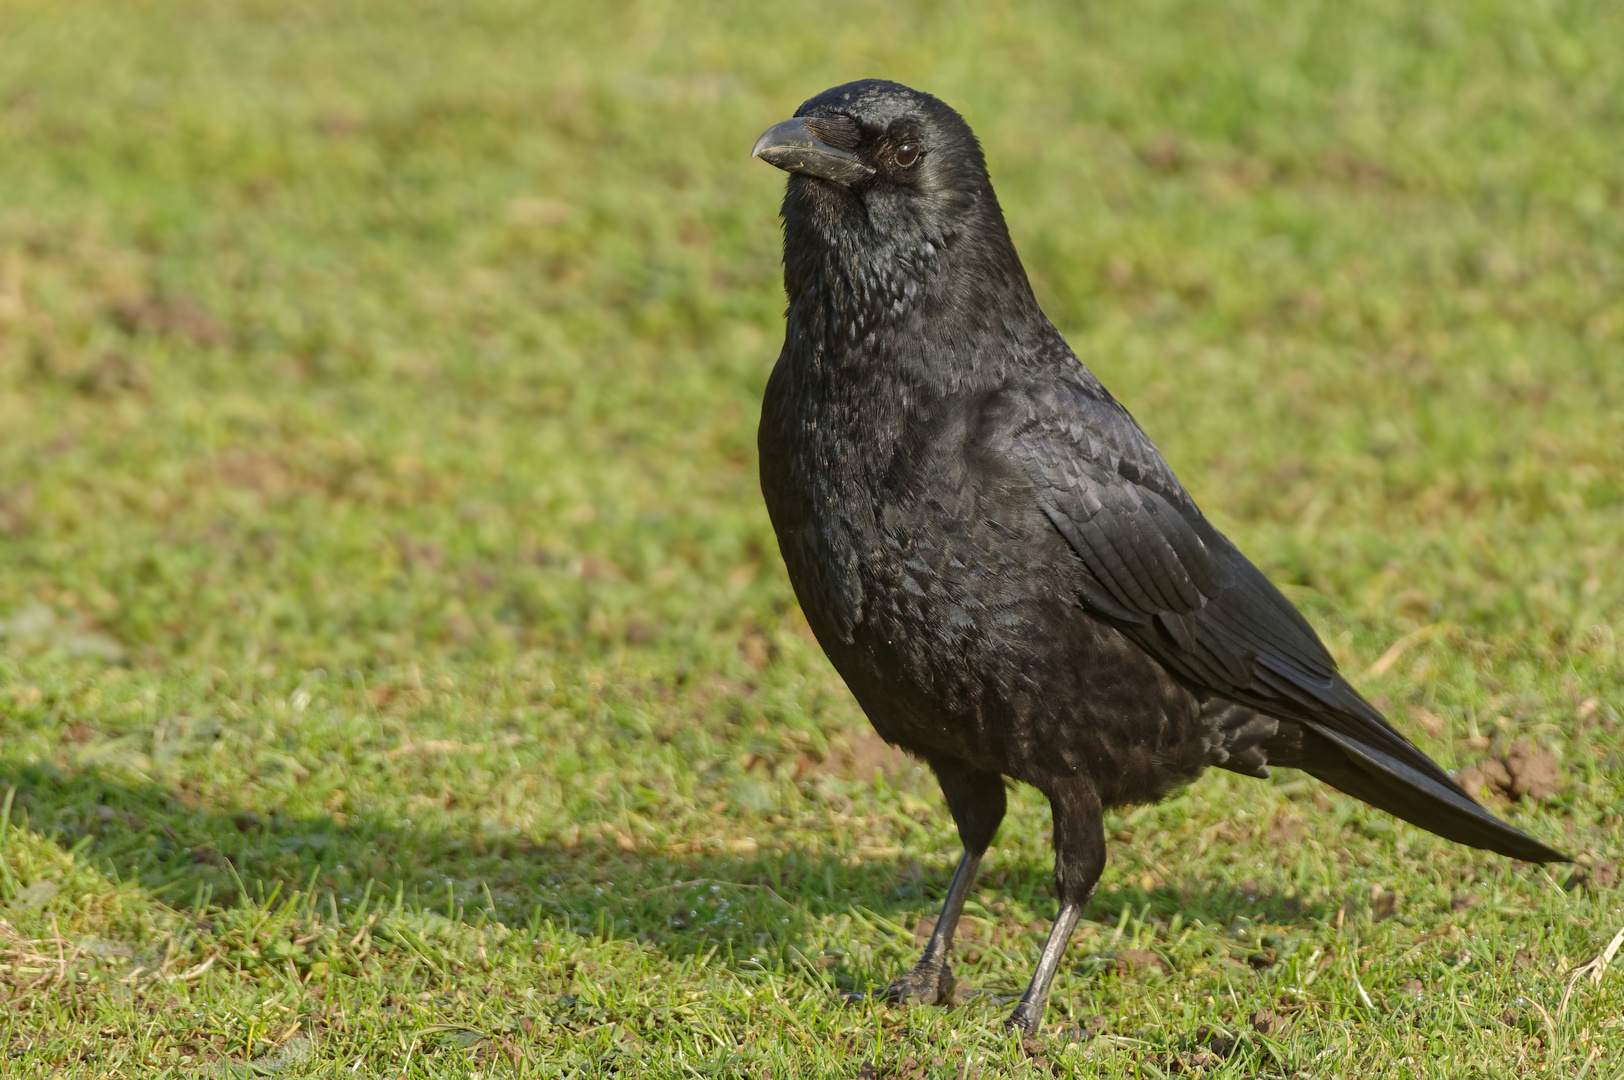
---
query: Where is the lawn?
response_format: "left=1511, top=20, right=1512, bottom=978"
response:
left=1, top=0, right=1622, bottom=1075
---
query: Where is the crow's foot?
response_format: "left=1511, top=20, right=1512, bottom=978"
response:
left=1004, top=1000, right=1043, bottom=1035
left=843, top=959, right=956, bottom=1007
left=885, top=959, right=955, bottom=1006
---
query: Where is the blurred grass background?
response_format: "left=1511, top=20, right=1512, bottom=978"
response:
left=0, top=0, right=1621, bottom=1075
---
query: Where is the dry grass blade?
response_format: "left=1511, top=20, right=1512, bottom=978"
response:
left=384, top=735, right=524, bottom=760
left=1363, top=623, right=1450, bottom=679
left=1560, top=925, right=1624, bottom=1017
left=0, top=918, right=82, bottom=991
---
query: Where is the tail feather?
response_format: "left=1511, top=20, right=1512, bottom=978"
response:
left=1269, top=720, right=1567, bottom=864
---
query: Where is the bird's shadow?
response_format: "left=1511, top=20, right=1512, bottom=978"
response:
left=2, top=758, right=1330, bottom=992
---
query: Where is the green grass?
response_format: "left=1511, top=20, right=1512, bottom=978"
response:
left=1, top=0, right=1622, bottom=1075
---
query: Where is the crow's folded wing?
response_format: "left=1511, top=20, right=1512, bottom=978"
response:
left=976, top=377, right=1347, bottom=723
left=976, top=377, right=1564, bottom=862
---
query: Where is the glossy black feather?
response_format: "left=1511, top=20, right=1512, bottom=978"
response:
left=756, top=77, right=1563, bottom=1030
left=986, top=378, right=1563, bottom=859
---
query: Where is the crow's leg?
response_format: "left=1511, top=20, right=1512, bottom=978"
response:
left=877, top=759, right=1006, bottom=1006
left=1006, top=781, right=1105, bottom=1034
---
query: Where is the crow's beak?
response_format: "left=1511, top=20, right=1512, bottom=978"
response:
left=751, top=117, right=875, bottom=186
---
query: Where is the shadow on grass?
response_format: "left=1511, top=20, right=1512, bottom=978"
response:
left=2, top=760, right=1332, bottom=980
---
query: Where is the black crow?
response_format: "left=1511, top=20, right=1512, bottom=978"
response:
left=751, top=79, right=1565, bottom=1035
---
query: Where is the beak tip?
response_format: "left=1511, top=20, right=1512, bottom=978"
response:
left=750, top=127, right=783, bottom=162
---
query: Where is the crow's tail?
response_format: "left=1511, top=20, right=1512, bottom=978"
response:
left=1268, top=718, right=1568, bottom=863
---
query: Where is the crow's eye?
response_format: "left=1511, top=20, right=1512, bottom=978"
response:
left=894, top=142, right=921, bottom=168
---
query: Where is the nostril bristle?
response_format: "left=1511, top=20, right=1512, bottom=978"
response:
left=805, top=115, right=862, bottom=151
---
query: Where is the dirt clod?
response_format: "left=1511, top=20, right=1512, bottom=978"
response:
left=1115, top=949, right=1169, bottom=976
left=1457, top=742, right=1562, bottom=801
left=1409, top=706, right=1446, bottom=738
left=1565, top=861, right=1619, bottom=892
left=110, top=293, right=228, bottom=346
left=1167, top=1049, right=1220, bottom=1074
left=1196, top=1025, right=1237, bottom=1057
left=1504, top=743, right=1561, bottom=799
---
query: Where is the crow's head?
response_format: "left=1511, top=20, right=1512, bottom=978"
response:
left=753, top=80, right=1012, bottom=254
left=753, top=81, right=1034, bottom=349
left=753, top=80, right=985, bottom=197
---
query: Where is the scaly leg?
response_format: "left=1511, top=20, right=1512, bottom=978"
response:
left=1006, top=781, right=1105, bottom=1034
left=875, top=759, right=1006, bottom=1006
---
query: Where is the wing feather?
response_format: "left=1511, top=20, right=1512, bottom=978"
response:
left=983, top=378, right=1496, bottom=787
left=976, top=376, right=1564, bottom=863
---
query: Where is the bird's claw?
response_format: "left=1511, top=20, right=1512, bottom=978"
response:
left=846, top=960, right=956, bottom=1008
left=888, top=962, right=955, bottom=1006
left=1004, top=1000, right=1042, bottom=1035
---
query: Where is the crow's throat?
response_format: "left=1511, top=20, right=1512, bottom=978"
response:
left=778, top=181, right=1049, bottom=397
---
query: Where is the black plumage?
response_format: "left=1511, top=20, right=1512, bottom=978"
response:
left=751, top=80, right=1564, bottom=1034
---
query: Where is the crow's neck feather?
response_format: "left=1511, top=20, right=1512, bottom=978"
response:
left=777, top=180, right=1049, bottom=399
